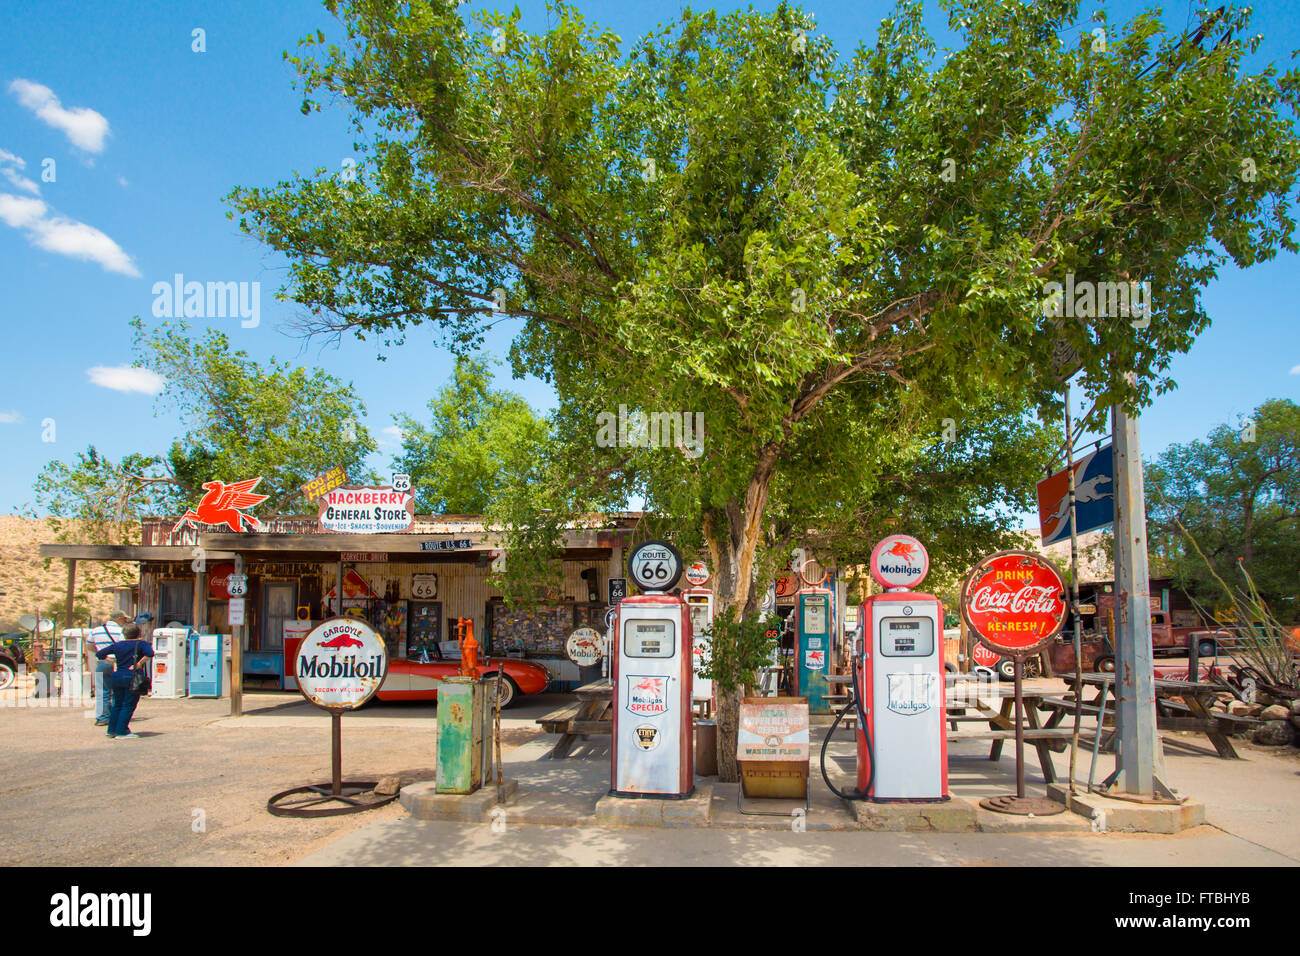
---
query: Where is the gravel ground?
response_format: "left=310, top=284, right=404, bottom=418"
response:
left=0, top=682, right=539, bottom=866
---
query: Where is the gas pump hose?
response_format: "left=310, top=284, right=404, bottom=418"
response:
left=819, top=655, right=873, bottom=801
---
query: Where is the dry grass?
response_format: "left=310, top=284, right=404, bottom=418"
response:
left=0, top=515, right=133, bottom=632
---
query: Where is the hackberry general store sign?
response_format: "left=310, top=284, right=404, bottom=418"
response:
left=294, top=617, right=388, bottom=711
left=318, top=486, right=414, bottom=533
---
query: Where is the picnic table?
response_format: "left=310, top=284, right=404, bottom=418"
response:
left=535, top=678, right=612, bottom=759
left=944, top=676, right=1076, bottom=784
left=1038, top=673, right=1252, bottom=759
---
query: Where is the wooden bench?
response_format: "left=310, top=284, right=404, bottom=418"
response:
left=535, top=679, right=614, bottom=759
left=536, top=702, right=583, bottom=735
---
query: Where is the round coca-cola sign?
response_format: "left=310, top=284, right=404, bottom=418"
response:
left=961, top=551, right=1067, bottom=655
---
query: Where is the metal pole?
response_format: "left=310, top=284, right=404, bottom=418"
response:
left=1065, top=382, right=1084, bottom=793
left=1014, top=657, right=1026, bottom=799
left=331, top=711, right=342, bottom=796
left=1112, top=382, right=1160, bottom=795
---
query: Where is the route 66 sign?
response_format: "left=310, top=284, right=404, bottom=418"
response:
left=627, top=540, right=683, bottom=592
left=226, top=574, right=248, bottom=597
left=411, top=574, right=438, bottom=600
left=392, top=473, right=411, bottom=493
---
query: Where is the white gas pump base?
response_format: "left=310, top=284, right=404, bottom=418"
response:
left=595, top=785, right=713, bottom=827
left=848, top=796, right=978, bottom=831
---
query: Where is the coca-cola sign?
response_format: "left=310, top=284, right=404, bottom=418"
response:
left=960, top=551, right=1066, bottom=655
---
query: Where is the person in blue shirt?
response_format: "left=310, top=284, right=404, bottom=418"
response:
left=95, top=624, right=154, bottom=739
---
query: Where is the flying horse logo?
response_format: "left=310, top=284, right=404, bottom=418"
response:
left=172, top=478, right=268, bottom=533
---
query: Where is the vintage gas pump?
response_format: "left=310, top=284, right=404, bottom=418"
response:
left=611, top=540, right=694, bottom=798
left=794, top=569, right=833, bottom=715
left=682, top=585, right=714, bottom=706
left=436, top=617, right=492, bottom=794
left=853, top=534, right=947, bottom=802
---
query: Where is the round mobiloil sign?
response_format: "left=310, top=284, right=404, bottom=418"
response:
left=960, top=550, right=1067, bottom=657
left=684, top=560, right=710, bottom=587
left=627, top=539, right=683, bottom=592
left=869, top=534, right=930, bottom=590
left=565, top=626, right=603, bottom=667
left=294, top=617, right=388, bottom=711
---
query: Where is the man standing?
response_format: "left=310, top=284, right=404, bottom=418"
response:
left=86, top=611, right=129, bottom=728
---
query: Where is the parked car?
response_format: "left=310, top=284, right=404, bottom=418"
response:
left=0, top=634, right=25, bottom=691
left=377, top=649, right=550, bottom=707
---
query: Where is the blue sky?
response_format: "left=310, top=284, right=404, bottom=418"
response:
left=2, top=0, right=1298, bottom=520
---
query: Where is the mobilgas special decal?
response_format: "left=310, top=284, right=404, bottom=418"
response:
left=625, top=675, right=670, bottom=717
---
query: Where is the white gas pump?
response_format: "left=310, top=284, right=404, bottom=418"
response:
left=60, top=629, right=89, bottom=702
left=611, top=540, right=694, bottom=798
left=682, top=586, right=714, bottom=705
left=820, top=534, right=947, bottom=802
left=151, top=627, right=190, bottom=698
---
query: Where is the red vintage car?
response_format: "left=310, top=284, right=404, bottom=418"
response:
left=377, top=651, right=550, bottom=707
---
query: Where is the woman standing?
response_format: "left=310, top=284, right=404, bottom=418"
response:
left=95, top=624, right=155, bottom=740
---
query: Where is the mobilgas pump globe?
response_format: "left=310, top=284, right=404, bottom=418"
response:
left=857, top=534, right=948, bottom=802
left=611, top=540, right=694, bottom=798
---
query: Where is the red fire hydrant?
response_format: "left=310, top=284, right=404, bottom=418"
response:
left=456, top=617, right=482, bottom=679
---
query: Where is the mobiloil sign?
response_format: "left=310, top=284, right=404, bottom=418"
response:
left=295, top=618, right=387, bottom=710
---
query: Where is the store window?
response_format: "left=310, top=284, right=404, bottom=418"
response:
left=159, top=581, right=193, bottom=627
left=262, top=582, right=297, bottom=650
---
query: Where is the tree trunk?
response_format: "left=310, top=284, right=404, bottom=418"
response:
left=707, top=450, right=780, bottom=783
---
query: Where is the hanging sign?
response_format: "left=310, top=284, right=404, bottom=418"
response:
left=960, top=550, right=1067, bottom=657
left=420, top=539, right=473, bottom=551
left=684, top=561, right=710, bottom=587
left=226, top=574, right=248, bottom=598
left=293, top=617, right=388, bottom=711
left=208, top=562, right=236, bottom=599
left=869, top=534, right=930, bottom=590
left=1037, top=443, right=1115, bottom=545
left=627, top=540, right=683, bottom=592
left=607, top=577, right=628, bottom=604
left=228, top=598, right=246, bottom=626
left=411, top=574, right=438, bottom=600
left=172, top=478, right=268, bottom=533
left=301, top=466, right=348, bottom=503
left=775, top=572, right=799, bottom=598
left=565, top=626, right=603, bottom=667
left=318, top=486, right=414, bottom=533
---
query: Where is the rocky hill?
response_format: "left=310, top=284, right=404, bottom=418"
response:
left=0, top=516, right=133, bottom=633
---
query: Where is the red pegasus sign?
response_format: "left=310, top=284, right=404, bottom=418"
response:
left=961, top=551, right=1066, bottom=656
left=172, top=478, right=269, bottom=533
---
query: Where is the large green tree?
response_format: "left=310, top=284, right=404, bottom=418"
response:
left=393, top=355, right=550, bottom=513
left=1147, top=398, right=1300, bottom=619
left=229, top=0, right=1299, bottom=774
left=34, top=319, right=377, bottom=542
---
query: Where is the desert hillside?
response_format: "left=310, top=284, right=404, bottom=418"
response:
left=0, top=516, right=133, bottom=633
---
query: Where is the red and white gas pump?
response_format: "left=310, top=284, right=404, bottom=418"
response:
left=610, top=540, right=694, bottom=798
left=682, top=563, right=715, bottom=709
left=854, top=534, right=948, bottom=802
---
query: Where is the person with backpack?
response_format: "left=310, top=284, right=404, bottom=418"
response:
left=85, top=611, right=129, bottom=727
left=95, top=624, right=155, bottom=739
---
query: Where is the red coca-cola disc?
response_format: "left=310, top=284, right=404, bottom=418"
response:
left=960, top=550, right=1067, bottom=656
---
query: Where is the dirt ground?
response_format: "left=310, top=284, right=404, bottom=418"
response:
left=0, top=683, right=540, bottom=866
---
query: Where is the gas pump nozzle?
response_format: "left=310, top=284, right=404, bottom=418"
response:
left=456, top=617, right=482, bottom=679
left=819, top=636, right=873, bottom=801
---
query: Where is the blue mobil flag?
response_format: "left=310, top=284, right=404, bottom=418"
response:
left=1037, top=443, right=1115, bottom=546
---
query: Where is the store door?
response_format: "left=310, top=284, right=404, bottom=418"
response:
left=261, top=583, right=297, bottom=650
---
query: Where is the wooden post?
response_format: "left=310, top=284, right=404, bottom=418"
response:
left=231, top=553, right=244, bottom=718
left=1111, top=388, right=1163, bottom=796
left=64, top=560, right=76, bottom=629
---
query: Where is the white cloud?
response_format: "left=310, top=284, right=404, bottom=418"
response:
left=0, top=192, right=45, bottom=228
left=8, top=79, right=109, bottom=153
left=0, top=410, right=21, bottom=424
left=86, top=365, right=165, bottom=395
left=0, top=149, right=39, bottom=195
left=0, top=191, right=139, bottom=276
left=380, top=425, right=404, bottom=445
left=1290, top=364, right=1300, bottom=376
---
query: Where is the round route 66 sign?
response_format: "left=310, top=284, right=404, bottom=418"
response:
left=627, top=539, right=683, bottom=592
